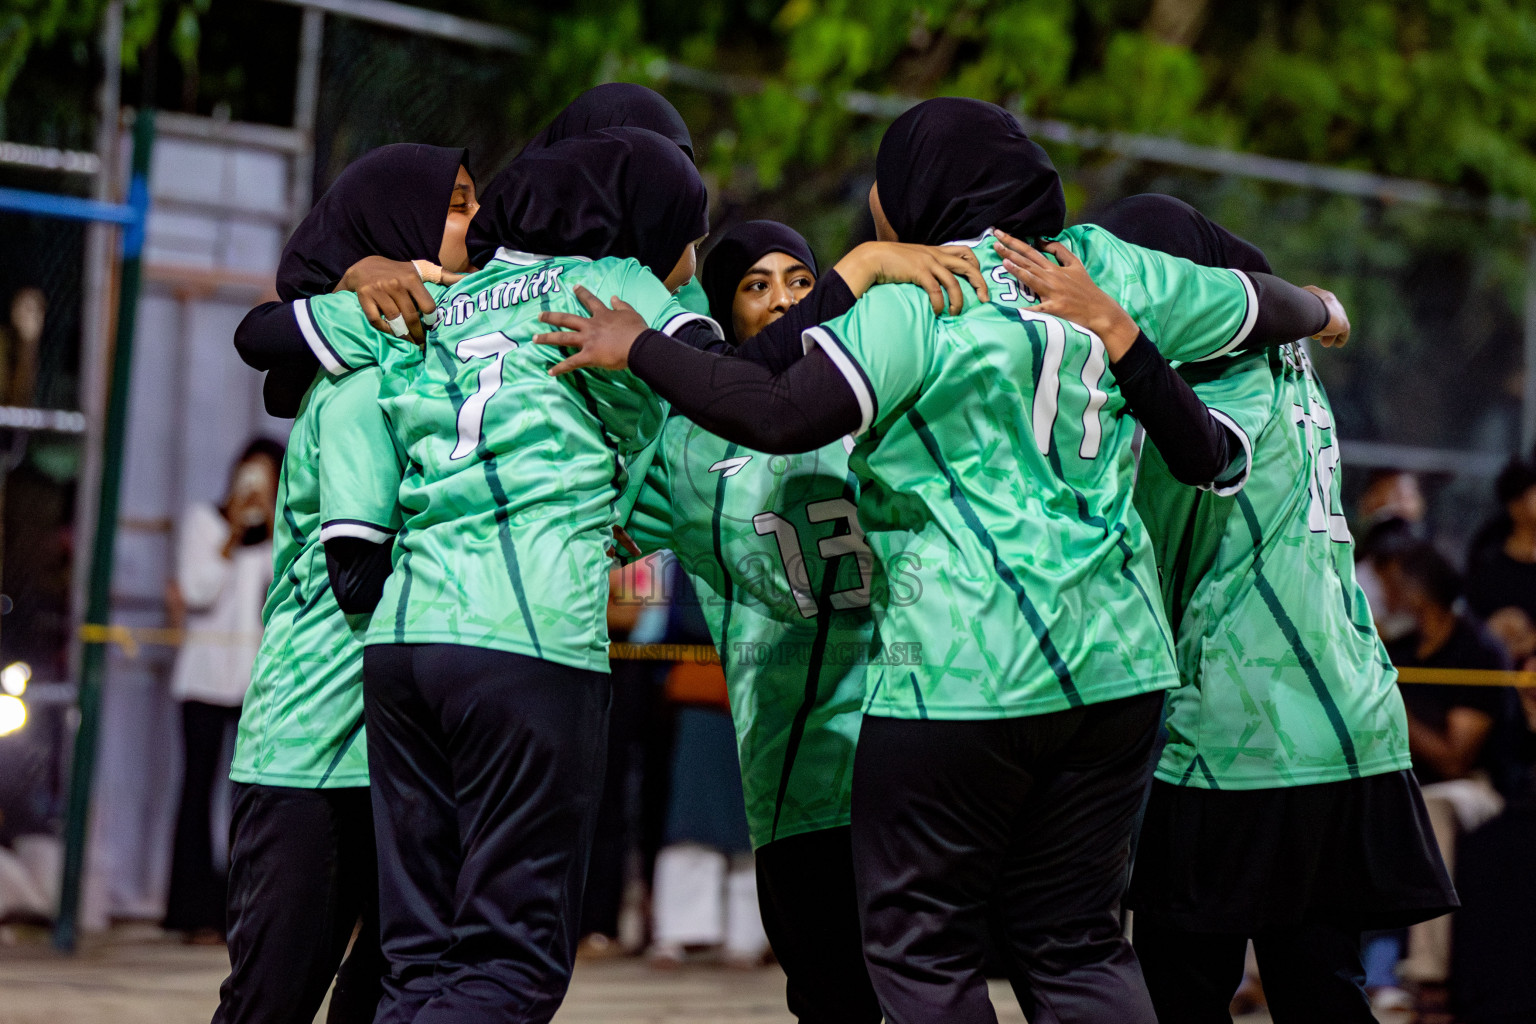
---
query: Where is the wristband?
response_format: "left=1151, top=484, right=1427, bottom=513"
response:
left=413, top=260, right=444, bottom=285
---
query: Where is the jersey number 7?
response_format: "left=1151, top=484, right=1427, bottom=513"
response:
left=451, top=332, right=520, bottom=460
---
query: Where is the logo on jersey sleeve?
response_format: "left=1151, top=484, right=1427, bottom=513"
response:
left=709, top=455, right=753, bottom=478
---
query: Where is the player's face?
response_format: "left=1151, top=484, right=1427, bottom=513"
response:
left=869, top=183, right=898, bottom=242
left=438, top=166, right=479, bottom=273
left=732, top=252, right=815, bottom=342
left=663, top=237, right=703, bottom=293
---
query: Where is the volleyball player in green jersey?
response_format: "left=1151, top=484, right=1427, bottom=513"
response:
left=235, top=128, right=715, bottom=1024
left=996, top=195, right=1454, bottom=1024
left=624, top=219, right=988, bottom=1023
left=537, top=99, right=1347, bottom=1024
left=221, top=144, right=474, bottom=1024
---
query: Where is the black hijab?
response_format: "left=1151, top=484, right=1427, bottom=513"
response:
left=276, top=143, right=468, bottom=302
left=1091, top=193, right=1272, bottom=274
left=466, top=127, right=707, bottom=281
left=520, top=83, right=693, bottom=162
left=701, top=220, right=818, bottom=344
left=875, top=98, right=1065, bottom=246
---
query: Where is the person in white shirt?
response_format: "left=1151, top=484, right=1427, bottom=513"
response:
left=162, top=438, right=282, bottom=941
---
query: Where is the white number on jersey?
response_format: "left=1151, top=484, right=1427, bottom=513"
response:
left=1014, top=310, right=1111, bottom=461
left=450, top=332, right=520, bottom=460
left=988, top=263, right=1038, bottom=305
left=1291, top=400, right=1351, bottom=542
left=753, top=499, right=873, bottom=619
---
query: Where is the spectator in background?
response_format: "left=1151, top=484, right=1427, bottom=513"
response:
left=1355, top=468, right=1428, bottom=641
left=162, top=438, right=282, bottom=942
left=1369, top=542, right=1510, bottom=1002
left=1466, top=458, right=1536, bottom=625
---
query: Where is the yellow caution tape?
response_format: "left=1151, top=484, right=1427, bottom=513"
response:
left=74, top=625, right=1536, bottom=686
left=78, top=625, right=721, bottom=664
left=1392, top=666, right=1536, bottom=688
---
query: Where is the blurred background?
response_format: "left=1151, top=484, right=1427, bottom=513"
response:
left=2, top=1, right=1536, bottom=1021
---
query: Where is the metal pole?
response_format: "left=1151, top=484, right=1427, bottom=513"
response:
left=70, top=0, right=123, bottom=695
left=54, top=108, right=155, bottom=954
left=289, top=6, right=324, bottom=226
left=1523, top=234, right=1536, bottom=455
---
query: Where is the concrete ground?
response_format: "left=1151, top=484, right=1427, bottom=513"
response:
left=0, top=927, right=1292, bottom=1024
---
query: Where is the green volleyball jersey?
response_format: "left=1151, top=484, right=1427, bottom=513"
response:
left=1135, top=345, right=1412, bottom=789
left=297, top=249, right=711, bottom=670
left=808, top=227, right=1259, bottom=720
left=232, top=367, right=404, bottom=788
left=626, top=416, right=877, bottom=848
left=676, top=275, right=709, bottom=316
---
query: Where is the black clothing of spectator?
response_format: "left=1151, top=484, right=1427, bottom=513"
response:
left=1465, top=550, right=1536, bottom=625
left=1387, top=618, right=1511, bottom=785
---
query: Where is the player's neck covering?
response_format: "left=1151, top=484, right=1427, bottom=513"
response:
left=1091, top=193, right=1273, bottom=274
left=276, top=143, right=468, bottom=302
left=875, top=98, right=1065, bottom=246
left=701, top=220, right=818, bottom=345
left=466, top=126, right=707, bottom=280
left=521, top=83, right=694, bottom=162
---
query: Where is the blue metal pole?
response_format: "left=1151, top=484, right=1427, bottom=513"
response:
left=0, top=186, right=137, bottom=226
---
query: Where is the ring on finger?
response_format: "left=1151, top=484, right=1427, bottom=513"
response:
left=386, top=314, right=410, bottom=339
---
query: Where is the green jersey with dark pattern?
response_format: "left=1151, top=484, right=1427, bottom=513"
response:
left=627, top=417, right=876, bottom=848
left=1135, top=345, right=1412, bottom=789
left=807, top=227, right=1261, bottom=720
left=295, top=248, right=712, bottom=671
left=232, top=367, right=404, bottom=788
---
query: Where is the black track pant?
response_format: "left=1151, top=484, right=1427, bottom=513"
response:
left=852, top=691, right=1164, bottom=1024
left=756, top=826, right=882, bottom=1024
left=364, top=644, right=610, bottom=1024
left=213, top=784, right=384, bottom=1024
left=1134, top=918, right=1375, bottom=1024
left=166, top=700, right=240, bottom=934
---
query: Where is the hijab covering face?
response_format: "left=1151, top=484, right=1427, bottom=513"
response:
left=701, top=220, right=818, bottom=344
left=276, top=143, right=468, bottom=301
left=466, top=126, right=707, bottom=280
left=521, top=83, right=693, bottom=162
left=1092, top=193, right=1273, bottom=274
left=875, top=97, right=1065, bottom=246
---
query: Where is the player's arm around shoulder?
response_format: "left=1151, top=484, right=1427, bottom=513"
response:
left=300, top=287, right=437, bottom=377
left=804, top=280, right=941, bottom=437
left=1186, top=352, right=1278, bottom=496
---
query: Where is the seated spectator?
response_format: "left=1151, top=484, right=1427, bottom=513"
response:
left=1384, top=544, right=1510, bottom=786
left=1356, top=468, right=1427, bottom=640
left=1372, top=542, right=1510, bottom=998
left=1466, top=458, right=1536, bottom=625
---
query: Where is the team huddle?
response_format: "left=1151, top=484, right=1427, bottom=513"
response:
left=226, top=85, right=1457, bottom=1024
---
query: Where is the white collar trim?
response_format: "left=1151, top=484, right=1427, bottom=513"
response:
left=491, top=247, right=595, bottom=267
left=942, top=227, right=997, bottom=248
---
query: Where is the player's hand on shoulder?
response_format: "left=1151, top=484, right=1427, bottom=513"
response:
left=1303, top=285, right=1350, bottom=347
left=534, top=285, right=649, bottom=376
left=337, top=255, right=439, bottom=347
left=993, top=231, right=1141, bottom=360
left=835, top=241, right=989, bottom=315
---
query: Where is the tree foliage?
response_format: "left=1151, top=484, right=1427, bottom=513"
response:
left=7, top=0, right=1536, bottom=205
left=493, top=0, right=1536, bottom=205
